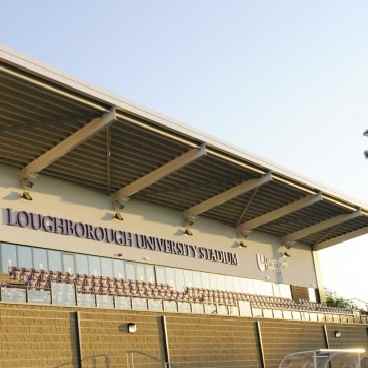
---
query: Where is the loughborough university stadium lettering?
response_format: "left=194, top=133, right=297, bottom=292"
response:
left=4, top=208, right=238, bottom=266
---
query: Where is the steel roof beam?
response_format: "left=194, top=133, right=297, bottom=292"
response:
left=184, top=172, right=272, bottom=219
left=20, top=108, right=116, bottom=182
left=284, top=210, right=363, bottom=243
left=113, top=144, right=206, bottom=202
left=1, top=52, right=367, bottom=217
left=238, top=193, right=323, bottom=235
left=314, top=225, right=368, bottom=251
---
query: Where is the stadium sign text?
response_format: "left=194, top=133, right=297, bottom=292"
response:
left=3, top=208, right=238, bottom=266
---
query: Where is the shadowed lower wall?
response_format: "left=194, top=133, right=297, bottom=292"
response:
left=261, top=320, right=327, bottom=368
left=78, top=310, right=166, bottom=368
left=165, top=314, right=261, bottom=368
left=0, top=303, right=367, bottom=368
left=0, top=304, right=79, bottom=368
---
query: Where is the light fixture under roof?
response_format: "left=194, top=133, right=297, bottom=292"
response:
left=238, top=240, right=247, bottom=248
left=113, top=212, right=124, bottom=221
left=184, top=228, right=193, bottom=236
left=20, top=191, right=32, bottom=200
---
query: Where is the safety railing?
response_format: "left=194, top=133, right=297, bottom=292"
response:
left=0, top=283, right=367, bottom=325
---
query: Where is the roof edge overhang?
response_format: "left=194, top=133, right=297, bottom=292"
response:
left=0, top=44, right=367, bottom=248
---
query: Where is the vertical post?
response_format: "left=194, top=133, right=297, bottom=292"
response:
left=312, top=251, right=326, bottom=303
left=323, top=324, right=332, bottom=368
left=256, top=321, right=266, bottom=368
left=50, top=283, right=53, bottom=305
left=75, top=311, right=83, bottom=368
left=323, top=324, right=330, bottom=348
left=161, top=315, right=171, bottom=368
left=74, top=283, right=78, bottom=306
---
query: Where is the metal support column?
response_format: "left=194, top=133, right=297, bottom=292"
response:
left=323, top=324, right=330, bottom=348
left=161, top=315, right=171, bottom=368
left=75, top=311, right=83, bottom=368
left=256, top=321, right=266, bottom=368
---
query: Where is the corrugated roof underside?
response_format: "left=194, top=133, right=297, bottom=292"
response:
left=0, top=64, right=366, bottom=249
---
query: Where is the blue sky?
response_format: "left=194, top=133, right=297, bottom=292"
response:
left=1, top=1, right=368, bottom=300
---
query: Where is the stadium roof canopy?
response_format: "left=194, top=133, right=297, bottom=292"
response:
left=0, top=45, right=367, bottom=251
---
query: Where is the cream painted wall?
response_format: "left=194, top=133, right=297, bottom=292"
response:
left=0, top=164, right=317, bottom=288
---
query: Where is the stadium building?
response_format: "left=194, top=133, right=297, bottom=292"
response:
left=0, top=45, right=367, bottom=368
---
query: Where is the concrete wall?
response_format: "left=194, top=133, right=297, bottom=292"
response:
left=0, top=303, right=367, bottom=368
left=327, top=324, right=368, bottom=368
left=78, top=310, right=165, bottom=368
left=166, top=314, right=261, bottom=368
left=262, top=320, right=327, bottom=368
left=0, top=304, right=79, bottom=368
left=327, top=324, right=368, bottom=350
left=0, top=164, right=317, bottom=287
